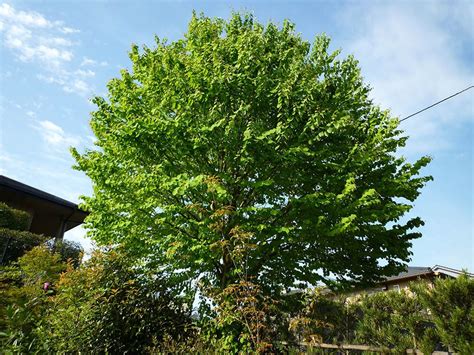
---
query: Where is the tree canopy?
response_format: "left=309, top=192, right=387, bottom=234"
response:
left=73, top=13, right=431, bottom=294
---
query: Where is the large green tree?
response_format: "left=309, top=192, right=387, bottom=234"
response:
left=73, top=13, right=431, bottom=294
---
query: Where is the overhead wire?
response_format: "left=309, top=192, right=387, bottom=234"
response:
left=399, top=85, right=474, bottom=122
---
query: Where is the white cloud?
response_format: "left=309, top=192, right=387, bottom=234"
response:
left=35, top=120, right=80, bottom=148
left=74, top=69, right=95, bottom=77
left=0, top=3, right=51, bottom=28
left=0, top=3, right=100, bottom=96
left=60, top=26, right=80, bottom=34
left=63, top=79, right=92, bottom=96
left=0, top=151, right=13, bottom=163
left=37, top=73, right=93, bottom=96
left=80, top=57, right=96, bottom=66
left=0, top=4, right=75, bottom=67
left=41, top=36, right=74, bottom=47
left=80, top=56, right=108, bottom=67
left=341, top=2, right=474, bottom=154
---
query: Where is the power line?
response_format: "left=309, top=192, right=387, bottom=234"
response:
left=400, top=85, right=474, bottom=122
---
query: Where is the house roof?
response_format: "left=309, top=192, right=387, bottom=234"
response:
left=385, top=266, right=433, bottom=282
left=0, top=175, right=79, bottom=209
left=384, top=265, right=472, bottom=283
left=431, top=265, right=473, bottom=278
left=0, top=175, right=88, bottom=237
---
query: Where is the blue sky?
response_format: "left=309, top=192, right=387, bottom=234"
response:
left=0, top=1, right=472, bottom=271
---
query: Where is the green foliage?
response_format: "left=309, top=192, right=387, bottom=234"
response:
left=289, top=288, right=359, bottom=344
left=355, top=289, right=439, bottom=351
left=0, top=228, right=48, bottom=265
left=201, top=280, right=281, bottom=353
left=73, top=12, right=431, bottom=300
left=43, top=249, right=193, bottom=353
left=286, top=280, right=474, bottom=353
left=0, top=246, right=66, bottom=352
left=414, top=274, right=474, bottom=353
left=0, top=202, right=30, bottom=232
left=0, top=245, right=472, bottom=354
left=46, top=239, right=84, bottom=268
left=0, top=202, right=48, bottom=266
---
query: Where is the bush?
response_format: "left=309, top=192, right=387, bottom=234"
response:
left=200, top=280, right=282, bottom=353
left=0, top=228, right=47, bottom=265
left=43, top=249, right=193, bottom=353
left=46, top=239, right=84, bottom=268
left=415, top=274, right=474, bottom=354
left=0, top=246, right=66, bottom=352
left=289, top=288, right=360, bottom=345
left=0, top=202, right=30, bottom=232
left=355, top=289, right=440, bottom=352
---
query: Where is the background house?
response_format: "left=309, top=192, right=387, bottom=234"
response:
left=0, top=175, right=87, bottom=240
left=355, top=265, right=473, bottom=296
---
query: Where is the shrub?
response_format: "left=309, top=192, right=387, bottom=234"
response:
left=355, top=289, right=440, bottom=352
left=0, top=202, right=30, bottom=232
left=414, top=274, right=474, bottom=354
left=289, top=288, right=360, bottom=344
left=201, top=280, right=281, bottom=353
left=43, top=249, right=193, bottom=353
left=0, top=246, right=66, bottom=352
left=0, top=228, right=47, bottom=265
left=46, top=239, right=84, bottom=268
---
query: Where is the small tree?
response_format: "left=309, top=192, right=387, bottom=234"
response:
left=46, top=239, right=83, bottom=268
left=289, top=288, right=359, bottom=344
left=0, top=202, right=30, bottom=231
left=203, top=280, right=279, bottom=353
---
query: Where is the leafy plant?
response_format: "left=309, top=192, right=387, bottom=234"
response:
left=46, top=239, right=84, bottom=268
left=0, top=246, right=66, bottom=352
left=203, top=280, right=280, bottom=353
left=0, top=228, right=47, bottom=265
left=0, top=202, right=30, bottom=231
left=414, top=274, right=474, bottom=353
left=289, top=288, right=359, bottom=344
left=0, top=202, right=47, bottom=266
left=355, top=289, right=439, bottom=352
left=44, top=249, right=193, bottom=353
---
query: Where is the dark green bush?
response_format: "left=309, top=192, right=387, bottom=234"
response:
left=0, top=246, right=66, bottom=352
left=0, top=202, right=30, bottom=232
left=414, top=274, right=474, bottom=354
left=43, top=249, right=193, bottom=353
left=355, top=288, right=442, bottom=352
left=355, top=289, right=439, bottom=352
left=45, top=239, right=84, bottom=267
left=0, top=228, right=47, bottom=265
left=289, top=288, right=360, bottom=344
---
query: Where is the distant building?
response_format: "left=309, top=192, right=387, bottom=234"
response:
left=0, top=175, right=88, bottom=240
left=354, top=265, right=472, bottom=296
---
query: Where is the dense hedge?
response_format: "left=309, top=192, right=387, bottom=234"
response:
left=289, top=277, right=474, bottom=354
left=0, top=203, right=30, bottom=232
left=0, top=228, right=47, bottom=265
left=413, top=274, right=474, bottom=354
